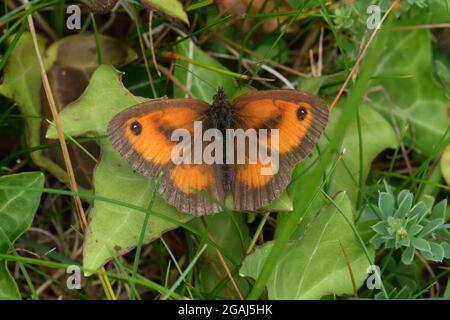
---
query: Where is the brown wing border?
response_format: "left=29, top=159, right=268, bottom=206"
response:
left=231, top=89, right=329, bottom=212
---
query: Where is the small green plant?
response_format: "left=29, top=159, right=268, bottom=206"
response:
left=368, top=183, right=450, bottom=265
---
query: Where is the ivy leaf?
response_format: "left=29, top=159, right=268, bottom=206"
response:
left=368, top=21, right=450, bottom=157
left=0, top=172, right=44, bottom=300
left=46, top=65, right=191, bottom=272
left=320, top=103, right=398, bottom=205
left=240, top=192, right=374, bottom=299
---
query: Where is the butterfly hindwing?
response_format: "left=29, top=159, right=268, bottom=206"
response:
left=230, top=90, right=329, bottom=211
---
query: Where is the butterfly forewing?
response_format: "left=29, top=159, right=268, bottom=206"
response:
left=230, top=90, right=329, bottom=211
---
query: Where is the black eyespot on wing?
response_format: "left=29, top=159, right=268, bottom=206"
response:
left=130, top=121, right=142, bottom=136
left=296, top=107, right=308, bottom=121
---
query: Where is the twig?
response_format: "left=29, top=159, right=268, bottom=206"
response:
left=186, top=39, right=194, bottom=97
left=148, top=11, right=161, bottom=77
left=156, top=63, right=195, bottom=98
left=309, top=49, right=317, bottom=77
left=393, top=23, right=450, bottom=31
left=318, top=27, right=324, bottom=77
left=208, top=52, right=294, bottom=88
left=219, top=35, right=309, bottom=77
left=339, top=240, right=358, bottom=298
left=24, top=0, right=87, bottom=231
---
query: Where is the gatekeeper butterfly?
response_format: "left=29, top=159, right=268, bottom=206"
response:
left=108, top=88, right=329, bottom=215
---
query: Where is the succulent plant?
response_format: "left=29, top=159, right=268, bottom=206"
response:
left=367, top=183, right=450, bottom=264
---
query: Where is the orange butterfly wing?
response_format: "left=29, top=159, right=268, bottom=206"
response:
left=107, top=99, right=225, bottom=215
left=230, top=90, right=329, bottom=211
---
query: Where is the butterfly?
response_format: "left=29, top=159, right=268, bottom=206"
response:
left=107, top=88, right=329, bottom=216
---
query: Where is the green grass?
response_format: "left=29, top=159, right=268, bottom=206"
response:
left=0, top=0, right=449, bottom=300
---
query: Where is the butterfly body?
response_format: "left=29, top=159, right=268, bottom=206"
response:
left=108, top=88, right=329, bottom=215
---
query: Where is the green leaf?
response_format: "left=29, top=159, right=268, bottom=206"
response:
left=431, top=199, right=447, bottom=222
left=398, top=238, right=410, bottom=248
left=173, top=38, right=238, bottom=102
left=411, top=238, right=431, bottom=253
left=47, top=65, right=146, bottom=138
left=325, top=104, right=398, bottom=205
left=418, top=218, right=443, bottom=238
left=371, top=235, right=385, bottom=249
left=395, top=190, right=413, bottom=218
left=409, top=202, right=428, bottom=219
left=408, top=224, right=423, bottom=236
left=47, top=65, right=192, bottom=272
left=442, top=242, right=450, bottom=259
left=140, top=0, right=189, bottom=25
left=421, top=248, right=434, bottom=260
left=254, top=35, right=288, bottom=63
left=378, top=192, right=395, bottom=219
left=372, top=221, right=390, bottom=236
left=434, top=60, right=450, bottom=98
left=369, top=22, right=450, bottom=156
left=401, top=246, right=415, bottom=265
left=293, top=102, right=397, bottom=233
left=428, top=0, right=450, bottom=23
left=240, top=192, right=374, bottom=299
left=429, top=242, right=445, bottom=261
left=0, top=172, right=44, bottom=300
